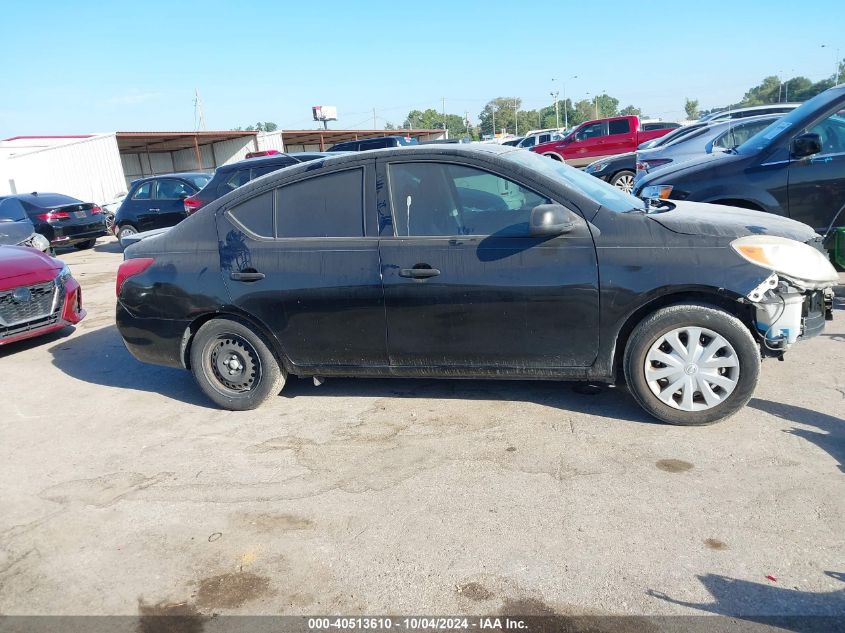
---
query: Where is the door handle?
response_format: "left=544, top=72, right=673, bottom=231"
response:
left=399, top=267, right=440, bottom=279
left=230, top=271, right=265, bottom=282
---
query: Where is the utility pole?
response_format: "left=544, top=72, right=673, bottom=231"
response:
left=550, top=90, right=560, bottom=128
left=492, top=109, right=495, bottom=139
left=373, top=108, right=377, bottom=129
left=442, top=97, right=447, bottom=139
left=193, top=88, right=207, bottom=131
left=513, top=100, right=519, bottom=135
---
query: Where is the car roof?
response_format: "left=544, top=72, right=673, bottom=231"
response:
left=303, top=143, right=516, bottom=165
left=7, top=192, right=82, bottom=204
left=217, top=152, right=334, bottom=172
left=131, top=172, right=209, bottom=185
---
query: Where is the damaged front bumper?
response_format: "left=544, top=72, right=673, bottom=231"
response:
left=744, top=273, right=834, bottom=354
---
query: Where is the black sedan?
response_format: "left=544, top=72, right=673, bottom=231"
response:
left=113, top=172, right=211, bottom=241
left=8, top=192, right=107, bottom=249
left=115, top=145, right=838, bottom=425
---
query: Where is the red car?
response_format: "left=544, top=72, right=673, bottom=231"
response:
left=531, top=115, right=675, bottom=166
left=0, top=246, right=85, bottom=346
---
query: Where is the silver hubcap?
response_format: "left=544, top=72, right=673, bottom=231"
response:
left=644, top=326, right=740, bottom=411
left=614, top=174, right=634, bottom=193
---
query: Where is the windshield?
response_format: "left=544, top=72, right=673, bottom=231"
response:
left=735, top=88, right=845, bottom=155
left=503, top=149, right=643, bottom=213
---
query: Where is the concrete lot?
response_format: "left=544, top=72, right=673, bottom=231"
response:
left=1, top=239, right=844, bottom=620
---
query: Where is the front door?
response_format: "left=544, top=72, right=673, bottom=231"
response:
left=564, top=121, right=609, bottom=167
left=127, top=181, right=158, bottom=232
left=219, top=162, right=387, bottom=369
left=788, top=106, right=845, bottom=233
left=377, top=159, right=600, bottom=371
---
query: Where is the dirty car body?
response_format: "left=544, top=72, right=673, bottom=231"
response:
left=115, top=145, right=838, bottom=424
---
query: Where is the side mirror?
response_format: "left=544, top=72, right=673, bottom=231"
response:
left=791, top=133, right=822, bottom=158
left=530, top=204, right=576, bottom=237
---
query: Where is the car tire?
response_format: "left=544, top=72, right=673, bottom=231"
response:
left=623, top=303, right=760, bottom=425
left=189, top=318, right=285, bottom=411
left=74, top=239, right=97, bottom=250
left=610, top=170, right=636, bottom=193
left=543, top=153, right=563, bottom=161
left=118, top=225, right=138, bottom=241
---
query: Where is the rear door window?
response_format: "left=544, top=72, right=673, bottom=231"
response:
left=274, top=168, right=364, bottom=237
left=608, top=119, right=631, bottom=135
left=155, top=179, right=193, bottom=199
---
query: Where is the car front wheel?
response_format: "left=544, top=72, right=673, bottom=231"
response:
left=189, top=318, right=285, bottom=410
left=623, top=304, right=760, bottom=425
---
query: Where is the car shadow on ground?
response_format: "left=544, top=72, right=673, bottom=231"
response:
left=281, top=373, right=659, bottom=425
left=748, top=398, right=845, bottom=473
left=45, top=324, right=212, bottom=408
left=42, top=325, right=658, bottom=423
left=648, top=573, right=845, bottom=632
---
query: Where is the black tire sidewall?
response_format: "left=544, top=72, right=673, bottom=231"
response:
left=190, top=318, right=285, bottom=410
left=624, top=304, right=760, bottom=425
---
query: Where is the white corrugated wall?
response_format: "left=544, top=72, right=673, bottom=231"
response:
left=2, top=134, right=126, bottom=203
left=256, top=131, right=285, bottom=152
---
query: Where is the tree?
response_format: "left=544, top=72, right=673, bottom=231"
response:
left=684, top=98, right=699, bottom=120
left=619, top=105, right=642, bottom=116
left=234, top=122, right=279, bottom=132
left=477, top=98, right=522, bottom=137
left=402, top=108, right=473, bottom=139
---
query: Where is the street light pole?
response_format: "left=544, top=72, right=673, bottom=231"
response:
left=562, top=75, right=577, bottom=130
left=550, top=90, right=560, bottom=128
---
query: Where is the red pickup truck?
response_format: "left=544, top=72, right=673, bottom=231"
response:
left=531, top=115, right=674, bottom=166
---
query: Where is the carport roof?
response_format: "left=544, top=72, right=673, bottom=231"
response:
left=115, top=131, right=257, bottom=152
left=280, top=129, right=444, bottom=148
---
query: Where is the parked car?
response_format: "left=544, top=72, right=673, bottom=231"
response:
left=5, top=192, right=107, bottom=250
left=327, top=136, right=418, bottom=152
left=515, top=130, right=567, bottom=149
left=0, top=246, right=85, bottom=346
left=113, top=172, right=211, bottom=241
left=115, top=144, right=837, bottom=425
left=635, top=114, right=781, bottom=179
left=101, top=192, right=127, bottom=234
left=641, top=121, right=682, bottom=131
left=699, top=103, right=800, bottom=123
left=634, top=84, right=845, bottom=239
left=0, top=197, right=50, bottom=251
left=501, top=137, right=523, bottom=147
left=531, top=115, right=674, bottom=166
left=184, top=153, right=332, bottom=216
left=583, top=119, right=749, bottom=191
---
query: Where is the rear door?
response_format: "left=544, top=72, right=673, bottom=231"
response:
left=153, top=178, right=193, bottom=229
left=218, top=160, right=387, bottom=369
left=605, top=118, right=633, bottom=155
left=376, top=158, right=600, bottom=371
left=787, top=106, right=845, bottom=233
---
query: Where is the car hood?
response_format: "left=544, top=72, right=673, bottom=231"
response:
left=0, top=222, right=35, bottom=246
left=0, top=245, right=61, bottom=284
left=646, top=200, right=818, bottom=242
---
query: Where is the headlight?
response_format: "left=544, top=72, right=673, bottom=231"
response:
left=731, top=235, right=839, bottom=286
left=640, top=184, right=674, bottom=200
left=58, top=263, right=72, bottom=282
left=586, top=161, right=608, bottom=174
left=31, top=232, right=50, bottom=252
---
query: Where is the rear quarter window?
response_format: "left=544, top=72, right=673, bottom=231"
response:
left=275, top=169, right=364, bottom=238
left=609, top=119, right=631, bottom=135
left=228, top=192, right=273, bottom=238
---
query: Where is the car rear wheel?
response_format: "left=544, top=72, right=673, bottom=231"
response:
left=118, top=224, right=138, bottom=241
left=610, top=170, right=635, bottom=193
left=74, top=239, right=97, bottom=250
left=623, top=304, right=760, bottom=425
left=543, top=153, right=563, bottom=161
left=190, top=318, right=285, bottom=410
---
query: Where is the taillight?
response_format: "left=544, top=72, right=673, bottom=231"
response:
left=184, top=195, right=203, bottom=215
left=116, top=257, right=155, bottom=296
left=90, top=206, right=102, bottom=215
left=36, top=211, right=71, bottom=222
left=639, top=158, right=672, bottom=172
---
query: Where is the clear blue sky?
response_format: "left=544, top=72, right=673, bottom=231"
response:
left=1, top=0, right=842, bottom=136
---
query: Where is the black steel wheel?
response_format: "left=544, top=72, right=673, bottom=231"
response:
left=190, top=318, right=285, bottom=410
